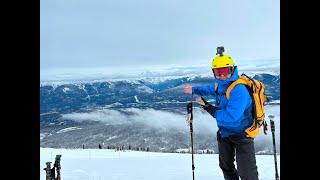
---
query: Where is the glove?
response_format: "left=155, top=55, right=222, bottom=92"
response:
left=196, top=96, right=217, bottom=118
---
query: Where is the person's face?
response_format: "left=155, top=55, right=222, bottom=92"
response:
left=212, top=67, right=232, bottom=80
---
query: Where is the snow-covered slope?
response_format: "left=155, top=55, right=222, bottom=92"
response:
left=40, top=147, right=280, bottom=180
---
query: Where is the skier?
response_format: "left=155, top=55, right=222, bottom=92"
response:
left=183, top=47, right=259, bottom=180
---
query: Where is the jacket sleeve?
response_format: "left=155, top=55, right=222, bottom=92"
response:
left=202, top=104, right=217, bottom=118
left=192, top=84, right=216, bottom=96
left=215, top=85, right=251, bottom=128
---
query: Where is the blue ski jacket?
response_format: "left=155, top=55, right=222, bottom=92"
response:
left=192, top=66, right=253, bottom=138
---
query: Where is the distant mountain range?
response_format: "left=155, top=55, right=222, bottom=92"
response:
left=40, top=65, right=280, bottom=154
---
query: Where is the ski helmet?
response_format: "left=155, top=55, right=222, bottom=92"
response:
left=211, top=53, right=235, bottom=69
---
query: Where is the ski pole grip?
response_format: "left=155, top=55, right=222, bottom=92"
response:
left=187, top=102, right=193, bottom=122
left=187, top=103, right=192, bottom=114
left=268, top=115, right=275, bottom=132
left=270, top=120, right=275, bottom=132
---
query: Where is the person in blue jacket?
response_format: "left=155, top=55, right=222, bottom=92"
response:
left=183, top=47, right=259, bottom=180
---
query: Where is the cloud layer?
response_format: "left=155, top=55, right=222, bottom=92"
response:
left=61, top=107, right=219, bottom=134
left=61, top=105, right=280, bottom=138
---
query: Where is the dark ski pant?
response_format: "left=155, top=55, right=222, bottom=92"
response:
left=217, top=132, right=259, bottom=180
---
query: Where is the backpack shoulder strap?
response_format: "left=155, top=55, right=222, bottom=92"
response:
left=226, top=76, right=250, bottom=100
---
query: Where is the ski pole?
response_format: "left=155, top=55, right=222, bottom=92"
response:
left=268, top=115, right=279, bottom=180
left=43, top=162, right=52, bottom=180
left=186, top=101, right=195, bottom=180
left=54, top=155, right=62, bottom=180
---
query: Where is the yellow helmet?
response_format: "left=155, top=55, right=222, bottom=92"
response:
left=211, top=53, right=235, bottom=69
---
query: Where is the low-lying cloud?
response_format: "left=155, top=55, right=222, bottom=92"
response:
left=61, top=108, right=218, bottom=134
left=61, top=109, right=129, bottom=125
left=61, top=105, right=280, bottom=140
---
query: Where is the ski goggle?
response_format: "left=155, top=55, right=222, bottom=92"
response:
left=212, top=67, right=233, bottom=77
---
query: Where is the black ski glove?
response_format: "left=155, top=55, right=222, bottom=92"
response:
left=196, top=96, right=217, bottom=118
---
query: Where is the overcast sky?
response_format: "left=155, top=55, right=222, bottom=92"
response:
left=40, top=0, right=279, bottom=71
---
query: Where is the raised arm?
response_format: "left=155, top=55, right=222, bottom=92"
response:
left=192, top=84, right=216, bottom=96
